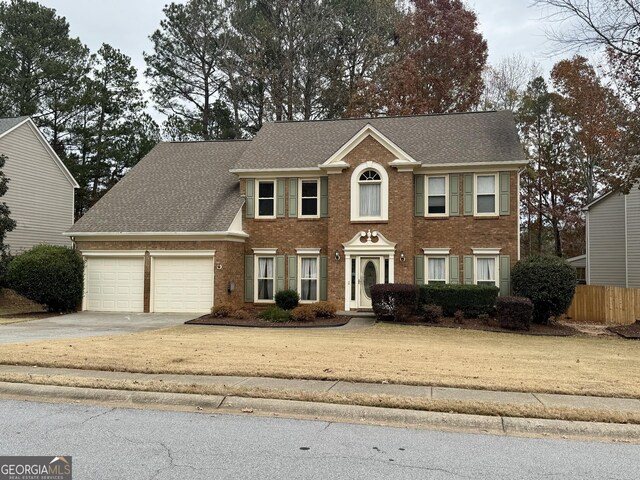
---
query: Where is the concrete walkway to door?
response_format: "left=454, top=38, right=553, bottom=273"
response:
left=0, top=312, right=198, bottom=345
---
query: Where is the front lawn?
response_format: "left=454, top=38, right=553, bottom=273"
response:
left=0, top=323, right=637, bottom=398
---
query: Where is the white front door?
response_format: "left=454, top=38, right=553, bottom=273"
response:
left=359, top=257, right=380, bottom=309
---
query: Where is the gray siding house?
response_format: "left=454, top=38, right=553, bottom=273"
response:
left=584, top=187, right=640, bottom=288
left=0, top=117, right=78, bottom=253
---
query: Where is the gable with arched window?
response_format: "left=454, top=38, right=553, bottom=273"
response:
left=350, top=162, right=389, bottom=221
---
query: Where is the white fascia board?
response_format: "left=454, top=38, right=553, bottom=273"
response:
left=149, top=250, right=216, bottom=257
left=81, top=250, right=146, bottom=257
left=583, top=191, right=615, bottom=211
left=66, top=231, right=249, bottom=243
left=417, top=161, right=527, bottom=174
left=321, top=124, right=418, bottom=167
left=231, top=167, right=323, bottom=178
left=0, top=117, right=29, bottom=140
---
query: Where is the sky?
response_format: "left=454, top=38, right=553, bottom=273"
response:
left=37, top=0, right=584, bottom=116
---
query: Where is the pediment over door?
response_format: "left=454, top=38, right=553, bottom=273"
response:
left=342, top=230, right=397, bottom=255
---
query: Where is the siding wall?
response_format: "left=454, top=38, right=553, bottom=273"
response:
left=588, top=193, right=626, bottom=287
left=626, top=188, right=640, bottom=288
left=0, top=122, right=74, bottom=253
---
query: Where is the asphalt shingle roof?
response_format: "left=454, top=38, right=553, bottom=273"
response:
left=0, top=116, right=29, bottom=136
left=68, top=141, right=249, bottom=233
left=233, top=111, right=525, bottom=170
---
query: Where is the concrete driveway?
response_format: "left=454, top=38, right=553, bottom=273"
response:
left=0, top=312, right=198, bottom=345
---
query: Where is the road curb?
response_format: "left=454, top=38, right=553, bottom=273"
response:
left=0, top=381, right=638, bottom=441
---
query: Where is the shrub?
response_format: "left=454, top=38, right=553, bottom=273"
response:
left=230, top=309, right=251, bottom=320
left=478, top=313, right=491, bottom=325
left=370, top=284, right=419, bottom=321
left=291, top=304, right=316, bottom=322
left=511, top=256, right=576, bottom=325
left=496, top=296, right=534, bottom=331
left=422, top=304, right=442, bottom=323
left=7, top=245, right=83, bottom=312
left=274, top=289, right=300, bottom=310
left=0, top=254, right=13, bottom=287
left=419, top=284, right=499, bottom=317
left=312, top=301, right=338, bottom=318
left=210, top=303, right=236, bottom=317
left=259, top=306, right=291, bottom=322
left=453, top=310, right=465, bottom=324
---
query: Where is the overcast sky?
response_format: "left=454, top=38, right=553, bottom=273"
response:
left=38, top=0, right=583, bottom=115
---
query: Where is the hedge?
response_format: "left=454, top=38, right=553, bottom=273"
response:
left=419, top=284, right=499, bottom=317
left=496, top=296, right=533, bottom=331
left=371, top=283, right=419, bottom=321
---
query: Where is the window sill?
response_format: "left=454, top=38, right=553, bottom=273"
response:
left=296, top=216, right=322, bottom=221
left=350, top=219, right=388, bottom=223
left=424, top=215, right=449, bottom=220
left=473, top=215, right=500, bottom=220
left=252, top=217, right=278, bottom=222
left=254, top=300, right=275, bottom=304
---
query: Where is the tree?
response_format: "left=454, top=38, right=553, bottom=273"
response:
left=68, top=44, right=159, bottom=218
left=348, top=0, right=487, bottom=116
left=534, top=0, right=639, bottom=59
left=0, top=154, right=16, bottom=258
left=480, top=54, right=541, bottom=112
left=145, top=0, right=234, bottom=140
left=0, top=0, right=87, bottom=117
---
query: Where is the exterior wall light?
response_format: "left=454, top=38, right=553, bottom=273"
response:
left=228, top=281, right=235, bottom=293
left=335, top=250, right=341, bottom=261
left=399, top=252, right=406, bottom=262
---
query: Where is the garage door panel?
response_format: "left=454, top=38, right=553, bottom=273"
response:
left=85, top=257, right=144, bottom=312
left=152, top=257, right=214, bottom=313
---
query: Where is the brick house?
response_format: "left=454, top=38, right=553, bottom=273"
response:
left=66, top=111, right=526, bottom=313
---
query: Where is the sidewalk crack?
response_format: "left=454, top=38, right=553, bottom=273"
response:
left=531, top=393, right=546, bottom=406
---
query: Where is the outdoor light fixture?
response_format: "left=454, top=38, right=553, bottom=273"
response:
left=335, top=250, right=341, bottom=261
left=228, top=281, right=235, bottom=293
left=400, top=252, right=406, bottom=262
left=216, top=262, right=223, bottom=270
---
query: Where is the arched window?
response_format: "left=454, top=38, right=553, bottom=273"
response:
left=350, top=162, right=388, bottom=221
left=358, top=170, right=382, bottom=217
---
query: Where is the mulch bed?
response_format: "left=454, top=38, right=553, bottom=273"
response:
left=185, top=314, right=351, bottom=328
left=384, top=316, right=580, bottom=336
left=608, top=321, right=640, bottom=339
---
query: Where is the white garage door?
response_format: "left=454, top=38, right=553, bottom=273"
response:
left=152, top=257, right=214, bottom=313
left=85, top=257, right=145, bottom=312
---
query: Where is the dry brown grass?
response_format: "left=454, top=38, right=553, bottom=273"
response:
left=0, top=372, right=638, bottom=425
left=0, top=289, right=45, bottom=321
left=0, top=323, right=638, bottom=398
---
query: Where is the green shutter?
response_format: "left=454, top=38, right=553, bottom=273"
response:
left=449, top=255, right=460, bottom=284
left=500, top=255, right=511, bottom=296
left=499, top=172, right=510, bottom=215
left=463, top=174, right=473, bottom=215
left=414, top=175, right=425, bottom=217
left=449, top=174, right=459, bottom=216
left=275, top=255, right=285, bottom=292
left=414, top=255, right=424, bottom=285
left=288, top=178, right=298, bottom=217
left=320, top=177, right=328, bottom=217
left=319, top=256, right=328, bottom=300
left=463, top=255, right=474, bottom=285
left=276, top=178, right=286, bottom=217
left=287, top=255, right=297, bottom=291
left=244, top=255, right=254, bottom=302
left=245, top=179, right=255, bottom=218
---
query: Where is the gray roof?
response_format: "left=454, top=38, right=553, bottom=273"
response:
left=0, top=116, right=29, bottom=136
left=233, top=111, right=525, bottom=170
left=69, top=141, right=249, bottom=233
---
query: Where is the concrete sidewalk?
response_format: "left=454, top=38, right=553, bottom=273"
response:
left=1, top=364, right=638, bottom=414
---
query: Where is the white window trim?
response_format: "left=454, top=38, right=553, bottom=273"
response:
left=473, top=255, right=500, bottom=288
left=297, top=255, right=320, bottom=303
left=425, top=174, right=449, bottom=217
left=424, top=256, right=449, bottom=284
left=473, top=173, right=499, bottom=217
left=298, top=178, right=320, bottom=219
left=256, top=179, right=276, bottom=219
left=254, top=255, right=276, bottom=303
left=350, top=161, right=389, bottom=222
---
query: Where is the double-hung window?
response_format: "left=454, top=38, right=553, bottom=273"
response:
left=427, top=257, right=447, bottom=284
left=299, top=257, right=318, bottom=301
left=256, top=257, right=275, bottom=300
left=299, top=179, right=319, bottom=217
left=475, top=257, right=497, bottom=287
left=358, top=170, right=382, bottom=217
left=426, top=176, right=447, bottom=215
left=257, top=180, right=275, bottom=218
left=475, top=174, right=498, bottom=215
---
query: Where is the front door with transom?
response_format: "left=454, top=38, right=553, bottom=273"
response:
left=359, top=257, right=380, bottom=309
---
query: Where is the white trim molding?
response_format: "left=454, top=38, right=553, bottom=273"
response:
left=149, top=250, right=215, bottom=257
left=298, top=178, right=320, bottom=218
left=423, top=248, right=451, bottom=255
left=252, top=248, right=278, bottom=255
left=350, top=161, right=389, bottom=222
left=297, top=254, right=320, bottom=303
left=425, top=174, right=449, bottom=217
left=80, top=250, right=145, bottom=257
left=295, top=248, right=321, bottom=255
left=66, top=231, right=249, bottom=242
left=424, top=255, right=449, bottom=284
left=473, top=173, right=499, bottom=217
left=255, top=179, right=276, bottom=219
left=472, top=248, right=501, bottom=255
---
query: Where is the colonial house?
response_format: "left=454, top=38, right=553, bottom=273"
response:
left=0, top=117, right=78, bottom=253
left=66, top=111, right=527, bottom=313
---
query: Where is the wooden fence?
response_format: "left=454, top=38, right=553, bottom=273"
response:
left=566, top=285, right=640, bottom=325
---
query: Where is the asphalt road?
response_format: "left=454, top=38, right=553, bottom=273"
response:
left=0, top=399, right=638, bottom=479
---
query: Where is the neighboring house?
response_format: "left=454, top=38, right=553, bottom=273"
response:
left=582, top=187, right=640, bottom=288
left=66, top=111, right=527, bottom=313
left=566, top=254, right=586, bottom=284
left=0, top=117, right=78, bottom=254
